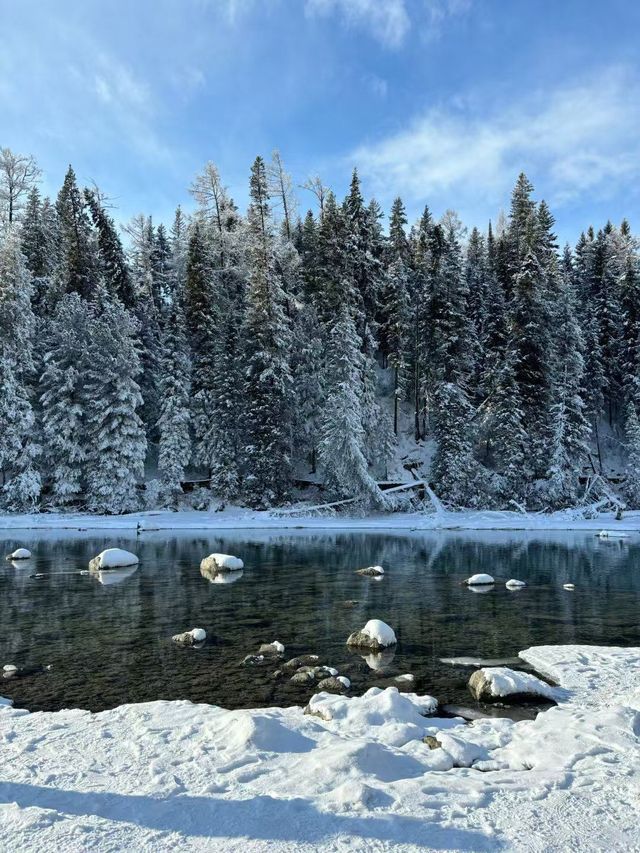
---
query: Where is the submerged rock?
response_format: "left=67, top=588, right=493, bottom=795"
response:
left=281, top=655, right=320, bottom=672
left=6, top=548, right=31, bottom=561
left=347, top=619, right=397, bottom=651
left=89, top=549, right=139, bottom=572
left=242, top=654, right=266, bottom=666
left=172, top=628, right=207, bottom=647
left=468, top=667, right=560, bottom=703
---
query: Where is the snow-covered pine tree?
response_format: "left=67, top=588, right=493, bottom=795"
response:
left=0, top=227, right=41, bottom=509
left=242, top=156, right=294, bottom=507
left=54, top=166, right=99, bottom=302
left=156, top=302, right=191, bottom=506
left=381, top=256, right=410, bottom=433
left=190, top=164, right=248, bottom=498
left=620, top=246, right=640, bottom=408
left=39, top=293, right=90, bottom=506
left=85, top=189, right=135, bottom=308
left=623, top=401, right=640, bottom=507
left=545, top=248, right=591, bottom=507
left=83, top=298, right=147, bottom=514
left=431, top=381, right=483, bottom=507
left=319, top=304, right=383, bottom=506
left=488, top=347, right=527, bottom=503
left=594, top=223, right=625, bottom=425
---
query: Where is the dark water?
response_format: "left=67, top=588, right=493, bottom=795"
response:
left=1, top=529, right=639, bottom=713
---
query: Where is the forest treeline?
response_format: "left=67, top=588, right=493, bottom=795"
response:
left=0, top=146, right=639, bottom=513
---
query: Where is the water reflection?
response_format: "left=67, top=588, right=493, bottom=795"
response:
left=0, top=528, right=639, bottom=713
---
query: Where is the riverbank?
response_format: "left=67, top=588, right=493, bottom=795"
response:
left=1, top=643, right=639, bottom=851
left=1, top=506, right=640, bottom=532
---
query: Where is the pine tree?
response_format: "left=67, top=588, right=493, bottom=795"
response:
left=431, top=382, right=483, bottom=507
left=157, top=303, right=191, bottom=506
left=0, top=228, right=40, bottom=509
left=39, top=293, right=90, bottom=506
left=319, top=306, right=383, bottom=505
left=84, top=299, right=147, bottom=514
left=85, top=189, right=135, bottom=307
left=242, top=156, right=293, bottom=507
left=55, top=166, right=99, bottom=302
left=381, top=256, right=410, bottom=433
left=624, top=401, right=640, bottom=507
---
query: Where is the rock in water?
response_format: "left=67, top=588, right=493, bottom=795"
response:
left=281, top=655, right=320, bottom=672
left=468, top=667, right=560, bottom=702
left=258, top=641, right=285, bottom=656
left=317, top=676, right=350, bottom=693
left=505, top=579, right=526, bottom=589
left=172, top=628, right=207, bottom=647
left=89, top=549, right=139, bottom=571
left=200, top=554, right=244, bottom=574
left=347, top=619, right=397, bottom=651
left=356, top=565, right=384, bottom=577
left=6, top=548, right=31, bottom=561
left=465, top=573, right=495, bottom=586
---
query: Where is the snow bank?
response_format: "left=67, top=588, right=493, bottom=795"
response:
left=0, top=645, right=639, bottom=850
left=200, top=553, right=244, bottom=573
left=6, top=548, right=31, bottom=560
left=88, top=548, right=138, bottom=570
left=465, top=572, right=494, bottom=585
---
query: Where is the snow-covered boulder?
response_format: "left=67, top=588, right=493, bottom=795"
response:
left=172, top=628, right=207, bottom=647
left=258, top=641, right=285, bottom=656
left=6, top=548, right=31, bottom=561
left=89, top=548, right=138, bottom=571
left=468, top=667, right=560, bottom=702
left=356, top=565, right=384, bottom=577
left=317, top=676, right=350, bottom=693
left=347, top=619, right=397, bottom=651
left=563, top=583, right=575, bottom=590
left=465, top=573, right=495, bottom=586
left=200, top=553, right=244, bottom=575
left=505, top=579, right=526, bottom=589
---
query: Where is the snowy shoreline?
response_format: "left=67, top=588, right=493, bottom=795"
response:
left=1, top=643, right=639, bottom=851
left=2, top=506, right=640, bottom=533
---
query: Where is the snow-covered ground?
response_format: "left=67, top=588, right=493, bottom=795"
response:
left=2, top=505, right=640, bottom=532
left=1, top=644, right=639, bottom=851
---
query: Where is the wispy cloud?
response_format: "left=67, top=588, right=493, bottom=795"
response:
left=423, top=0, right=472, bottom=40
left=305, top=0, right=410, bottom=48
left=351, top=67, right=640, bottom=215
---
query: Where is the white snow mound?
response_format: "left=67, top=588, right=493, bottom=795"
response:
left=7, top=548, right=31, bottom=560
left=362, top=619, right=397, bottom=646
left=201, top=553, right=244, bottom=572
left=466, top=573, right=495, bottom=585
left=505, top=579, right=526, bottom=589
left=90, top=548, right=139, bottom=569
left=190, top=628, right=207, bottom=642
left=475, top=666, right=561, bottom=701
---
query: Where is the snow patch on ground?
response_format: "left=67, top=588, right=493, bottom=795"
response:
left=1, top=644, right=639, bottom=850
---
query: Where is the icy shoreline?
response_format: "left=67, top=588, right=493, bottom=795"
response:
left=1, top=644, right=639, bottom=851
left=2, top=506, right=640, bottom=533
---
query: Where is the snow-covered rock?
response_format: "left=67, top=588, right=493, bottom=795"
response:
left=200, top=553, right=244, bottom=574
left=465, top=573, right=495, bottom=585
left=281, top=655, right=320, bottom=672
left=505, top=578, right=526, bottom=589
left=347, top=619, right=397, bottom=651
left=356, top=565, right=384, bottom=577
left=6, top=548, right=31, bottom=560
left=258, top=641, right=285, bottom=656
left=88, top=548, right=138, bottom=571
left=172, top=628, right=206, bottom=647
left=3, top=665, right=18, bottom=674
left=563, top=583, right=575, bottom=590
left=395, top=673, right=415, bottom=684
left=317, top=676, right=349, bottom=693
left=468, top=667, right=561, bottom=702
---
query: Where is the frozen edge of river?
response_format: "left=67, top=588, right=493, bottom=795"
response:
left=1, top=643, right=639, bottom=852
left=2, top=506, right=640, bottom=532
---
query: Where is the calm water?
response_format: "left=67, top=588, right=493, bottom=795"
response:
left=1, top=529, right=639, bottom=713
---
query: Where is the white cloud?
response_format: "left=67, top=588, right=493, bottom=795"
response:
left=351, top=67, right=640, bottom=214
left=423, top=0, right=472, bottom=40
left=305, top=0, right=410, bottom=48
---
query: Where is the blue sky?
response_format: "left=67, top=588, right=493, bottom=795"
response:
left=2, top=0, right=639, bottom=243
